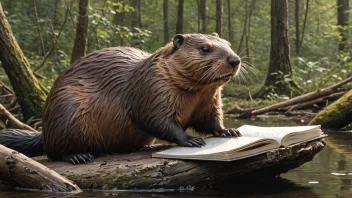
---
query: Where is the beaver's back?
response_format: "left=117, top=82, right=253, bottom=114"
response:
left=42, top=47, right=154, bottom=159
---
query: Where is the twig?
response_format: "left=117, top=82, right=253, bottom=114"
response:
left=34, top=5, right=69, bottom=72
left=0, top=104, right=38, bottom=132
left=33, top=0, right=46, bottom=56
left=0, top=94, right=13, bottom=98
left=0, top=82, right=14, bottom=94
left=64, top=0, right=76, bottom=27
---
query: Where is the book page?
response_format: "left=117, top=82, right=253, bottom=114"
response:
left=237, top=125, right=321, bottom=144
left=153, top=137, right=272, bottom=156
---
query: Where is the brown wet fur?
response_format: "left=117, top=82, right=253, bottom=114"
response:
left=42, top=33, right=241, bottom=160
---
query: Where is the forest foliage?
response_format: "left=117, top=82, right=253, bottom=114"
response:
left=0, top=0, right=350, bottom=100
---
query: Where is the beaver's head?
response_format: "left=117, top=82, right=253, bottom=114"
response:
left=163, top=33, right=240, bottom=89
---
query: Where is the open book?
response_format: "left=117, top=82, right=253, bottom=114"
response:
left=152, top=125, right=326, bottom=161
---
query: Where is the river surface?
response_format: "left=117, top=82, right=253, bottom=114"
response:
left=1, top=115, right=352, bottom=198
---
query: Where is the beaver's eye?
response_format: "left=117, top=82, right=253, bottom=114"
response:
left=200, top=46, right=211, bottom=54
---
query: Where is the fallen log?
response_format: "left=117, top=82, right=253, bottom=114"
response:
left=284, top=91, right=347, bottom=113
left=226, top=76, right=352, bottom=118
left=41, top=139, right=325, bottom=190
left=310, top=89, right=352, bottom=128
left=0, top=144, right=81, bottom=192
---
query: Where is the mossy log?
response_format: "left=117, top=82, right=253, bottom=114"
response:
left=41, top=140, right=325, bottom=190
left=310, top=89, right=352, bottom=128
left=0, top=3, right=47, bottom=120
left=0, top=144, right=81, bottom=192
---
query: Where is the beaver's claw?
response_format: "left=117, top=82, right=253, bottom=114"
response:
left=214, top=128, right=242, bottom=138
left=63, top=153, right=94, bottom=164
left=179, top=136, right=206, bottom=148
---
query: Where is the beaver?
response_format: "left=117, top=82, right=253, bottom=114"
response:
left=0, top=33, right=241, bottom=164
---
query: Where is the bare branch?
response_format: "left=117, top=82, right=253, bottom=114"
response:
left=0, top=103, right=38, bottom=132
left=34, top=5, right=69, bottom=72
left=33, top=0, right=46, bottom=56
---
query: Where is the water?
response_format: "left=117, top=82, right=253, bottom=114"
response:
left=1, top=115, right=352, bottom=197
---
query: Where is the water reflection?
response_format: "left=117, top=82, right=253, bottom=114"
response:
left=1, top=116, right=352, bottom=197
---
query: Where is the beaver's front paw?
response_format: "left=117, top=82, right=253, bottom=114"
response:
left=214, top=128, right=242, bottom=138
left=178, top=135, right=206, bottom=148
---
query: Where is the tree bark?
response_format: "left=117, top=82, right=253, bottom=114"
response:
left=0, top=144, right=80, bottom=192
left=131, top=0, right=141, bottom=28
left=39, top=140, right=325, bottom=190
left=245, top=0, right=256, bottom=59
left=227, top=0, right=233, bottom=43
left=163, top=0, right=169, bottom=44
left=300, top=0, right=309, bottom=53
left=337, top=0, right=349, bottom=52
left=310, top=89, right=352, bottom=128
left=216, top=0, right=223, bottom=37
left=295, top=0, right=300, bottom=55
left=0, top=3, right=47, bottom=120
left=237, top=1, right=248, bottom=52
left=71, top=0, right=89, bottom=64
left=176, top=0, right=184, bottom=34
left=255, top=0, right=301, bottom=98
left=200, top=0, right=206, bottom=33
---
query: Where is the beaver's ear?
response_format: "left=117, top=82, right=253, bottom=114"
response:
left=173, top=34, right=184, bottom=49
left=211, top=32, right=219, bottom=37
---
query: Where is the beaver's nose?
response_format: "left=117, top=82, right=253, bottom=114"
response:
left=228, top=56, right=241, bottom=68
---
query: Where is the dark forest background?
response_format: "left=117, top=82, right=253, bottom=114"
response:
left=0, top=0, right=350, bottom=108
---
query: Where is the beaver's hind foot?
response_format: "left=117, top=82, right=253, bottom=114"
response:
left=63, top=153, right=94, bottom=164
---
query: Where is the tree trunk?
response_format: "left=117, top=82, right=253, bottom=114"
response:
left=176, top=0, right=184, bottom=34
left=337, top=0, right=349, bottom=52
left=237, top=1, right=248, bottom=53
left=310, top=89, right=352, bottom=128
left=163, top=0, right=169, bottom=44
left=39, top=140, right=325, bottom=190
left=245, top=0, right=256, bottom=59
left=131, top=0, right=141, bottom=28
left=200, top=0, right=206, bottom=33
left=300, top=0, right=309, bottom=51
left=216, top=0, right=223, bottom=37
left=255, top=0, right=301, bottom=98
left=295, top=0, right=300, bottom=55
left=137, top=0, right=141, bottom=28
left=227, top=0, right=233, bottom=43
left=71, top=0, right=89, bottom=64
left=0, top=3, right=47, bottom=121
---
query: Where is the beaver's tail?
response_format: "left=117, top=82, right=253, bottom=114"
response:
left=0, top=129, right=44, bottom=157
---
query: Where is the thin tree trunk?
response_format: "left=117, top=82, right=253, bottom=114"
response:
left=295, top=0, right=300, bottom=55
left=71, top=0, right=89, bottom=64
left=227, top=0, right=233, bottom=43
left=163, top=0, right=169, bottom=44
left=197, top=0, right=200, bottom=32
left=200, top=0, right=206, bottom=33
left=245, top=0, right=256, bottom=59
left=33, top=0, right=45, bottom=57
left=0, top=3, right=47, bottom=120
left=237, top=1, right=248, bottom=53
left=216, top=0, right=223, bottom=37
left=256, top=0, right=301, bottom=98
left=299, top=0, right=309, bottom=51
left=337, top=0, right=349, bottom=52
left=137, top=0, right=141, bottom=28
left=131, top=0, right=139, bottom=28
left=176, top=0, right=184, bottom=34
